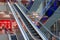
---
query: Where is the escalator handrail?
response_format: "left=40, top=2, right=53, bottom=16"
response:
left=7, top=2, right=29, bottom=40
left=15, top=3, right=48, bottom=40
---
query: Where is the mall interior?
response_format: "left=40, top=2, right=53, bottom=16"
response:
left=0, top=0, right=60, bottom=40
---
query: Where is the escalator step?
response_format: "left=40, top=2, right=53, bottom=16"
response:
left=33, top=33, right=38, bottom=36
left=28, top=26, right=32, bottom=28
left=35, top=36, right=40, bottom=39
left=11, top=35, right=17, bottom=40
left=29, top=28, right=34, bottom=30
left=31, top=30, right=36, bottom=33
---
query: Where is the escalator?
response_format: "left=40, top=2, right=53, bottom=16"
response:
left=38, top=1, right=60, bottom=39
left=45, top=0, right=60, bottom=17
left=38, top=0, right=60, bottom=22
left=44, top=8, right=60, bottom=29
left=17, top=0, right=44, bottom=13
left=38, top=0, right=60, bottom=37
left=7, top=2, right=30, bottom=40
left=32, top=0, right=60, bottom=24
left=16, top=0, right=60, bottom=24
left=40, top=7, right=60, bottom=30
left=7, top=0, right=60, bottom=40
left=14, top=1, right=60, bottom=40
left=13, top=4, right=42, bottom=40
left=38, top=10, right=60, bottom=40
left=40, top=0, right=60, bottom=25
left=16, top=0, right=60, bottom=29
left=13, top=3, right=48, bottom=40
